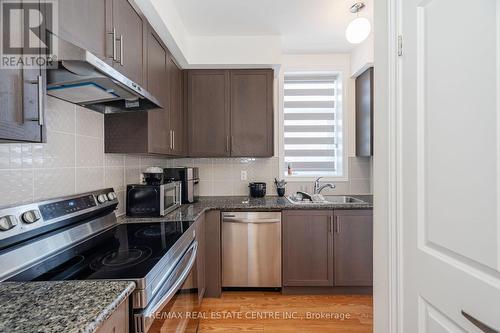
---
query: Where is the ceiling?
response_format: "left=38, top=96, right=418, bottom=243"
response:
left=171, top=0, right=373, bottom=53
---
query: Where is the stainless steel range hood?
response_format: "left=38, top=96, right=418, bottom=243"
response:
left=47, top=33, right=162, bottom=113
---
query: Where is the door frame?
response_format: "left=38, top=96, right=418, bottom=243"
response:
left=373, top=0, right=401, bottom=332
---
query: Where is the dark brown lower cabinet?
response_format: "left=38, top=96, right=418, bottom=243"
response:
left=333, top=210, right=373, bottom=286
left=196, top=213, right=206, bottom=303
left=282, top=210, right=334, bottom=287
left=204, top=210, right=222, bottom=298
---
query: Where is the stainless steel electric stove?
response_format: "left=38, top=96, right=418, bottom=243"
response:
left=0, top=189, right=199, bottom=333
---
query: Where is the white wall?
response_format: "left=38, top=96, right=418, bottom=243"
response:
left=350, top=34, right=374, bottom=77
left=187, top=35, right=283, bottom=68
left=135, top=0, right=191, bottom=67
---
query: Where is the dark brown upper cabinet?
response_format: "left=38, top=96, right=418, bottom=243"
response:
left=58, top=0, right=146, bottom=84
left=0, top=1, right=45, bottom=143
left=110, top=0, right=147, bottom=86
left=146, top=30, right=170, bottom=155
left=187, top=69, right=274, bottom=158
left=187, top=70, right=231, bottom=157
left=356, top=67, right=374, bottom=157
left=104, top=27, right=172, bottom=155
left=230, top=70, right=274, bottom=157
left=168, top=56, right=185, bottom=156
left=333, top=210, right=373, bottom=286
left=58, top=0, right=109, bottom=61
left=282, top=210, right=334, bottom=287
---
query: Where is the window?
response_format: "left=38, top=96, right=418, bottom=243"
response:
left=282, top=71, right=344, bottom=178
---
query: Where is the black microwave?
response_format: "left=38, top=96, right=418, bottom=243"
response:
left=126, top=182, right=181, bottom=217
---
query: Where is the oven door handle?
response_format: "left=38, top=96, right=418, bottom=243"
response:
left=134, top=241, right=198, bottom=333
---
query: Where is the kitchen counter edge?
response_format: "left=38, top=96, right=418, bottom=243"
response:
left=0, top=280, right=135, bottom=333
left=119, top=195, right=373, bottom=224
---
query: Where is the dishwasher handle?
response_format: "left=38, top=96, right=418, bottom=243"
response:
left=223, top=217, right=281, bottom=224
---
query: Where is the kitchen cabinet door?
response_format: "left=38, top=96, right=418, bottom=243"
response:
left=282, top=210, right=334, bottom=287
left=58, top=0, right=109, bottom=61
left=105, top=27, right=169, bottom=155
left=333, top=210, right=373, bottom=286
left=355, top=67, right=374, bottom=157
left=0, top=1, right=44, bottom=143
left=0, top=69, right=44, bottom=143
left=204, top=210, right=222, bottom=298
left=169, top=56, right=185, bottom=156
left=95, top=297, right=129, bottom=333
left=112, top=0, right=146, bottom=86
left=187, top=70, right=230, bottom=157
left=146, top=30, right=170, bottom=155
left=196, top=213, right=206, bottom=303
left=230, top=70, right=274, bottom=157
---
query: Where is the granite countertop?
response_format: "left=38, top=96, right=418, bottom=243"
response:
left=119, top=195, right=373, bottom=224
left=0, top=280, right=135, bottom=333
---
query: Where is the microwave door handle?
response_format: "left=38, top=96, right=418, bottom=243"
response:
left=135, top=241, right=198, bottom=332
left=177, top=183, right=182, bottom=204
left=159, top=187, right=164, bottom=214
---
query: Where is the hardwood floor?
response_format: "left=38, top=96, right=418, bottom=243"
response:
left=198, top=292, right=373, bottom=333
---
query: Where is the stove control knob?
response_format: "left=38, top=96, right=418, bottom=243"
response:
left=0, top=215, right=18, bottom=231
left=22, top=210, right=41, bottom=224
left=107, top=192, right=117, bottom=201
left=97, top=194, right=108, bottom=204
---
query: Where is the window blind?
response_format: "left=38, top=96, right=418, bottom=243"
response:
left=283, top=72, right=343, bottom=177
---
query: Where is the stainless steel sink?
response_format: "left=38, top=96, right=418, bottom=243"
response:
left=325, top=196, right=366, bottom=204
left=286, top=195, right=365, bottom=205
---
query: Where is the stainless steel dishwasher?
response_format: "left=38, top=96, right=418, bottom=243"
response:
left=222, top=212, right=282, bottom=288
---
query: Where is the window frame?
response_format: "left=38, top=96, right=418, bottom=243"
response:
left=278, top=69, right=349, bottom=182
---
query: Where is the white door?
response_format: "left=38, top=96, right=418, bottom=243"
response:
left=400, top=0, right=500, bottom=332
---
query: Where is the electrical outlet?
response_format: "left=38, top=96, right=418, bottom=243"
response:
left=241, top=170, right=248, bottom=181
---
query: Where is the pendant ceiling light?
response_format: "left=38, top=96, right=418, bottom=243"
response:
left=345, top=2, right=371, bottom=44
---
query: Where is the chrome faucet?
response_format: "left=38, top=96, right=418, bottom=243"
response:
left=313, top=177, right=336, bottom=194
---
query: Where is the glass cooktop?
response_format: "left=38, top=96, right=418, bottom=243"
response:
left=8, top=222, right=193, bottom=281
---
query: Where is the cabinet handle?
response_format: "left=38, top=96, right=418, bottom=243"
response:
left=37, top=75, right=44, bottom=126
left=25, top=76, right=44, bottom=126
left=170, top=130, right=173, bottom=150
left=107, top=28, right=117, bottom=61
left=173, top=130, right=175, bottom=150
left=226, top=136, right=230, bottom=152
left=336, top=216, right=341, bottom=234
left=329, top=216, right=333, bottom=234
left=462, top=311, right=499, bottom=333
left=119, top=35, right=124, bottom=66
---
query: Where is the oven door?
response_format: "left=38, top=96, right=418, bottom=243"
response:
left=134, top=241, right=198, bottom=333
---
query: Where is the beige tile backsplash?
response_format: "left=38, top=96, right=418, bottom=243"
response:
left=0, top=97, right=167, bottom=213
left=179, top=156, right=372, bottom=197
left=0, top=96, right=372, bottom=211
